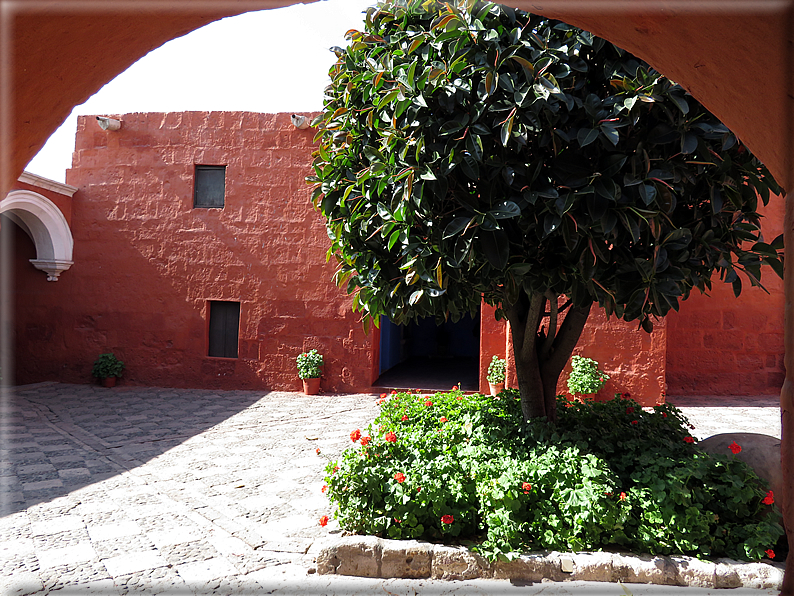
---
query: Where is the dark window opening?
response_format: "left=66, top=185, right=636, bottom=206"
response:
left=208, top=301, right=240, bottom=358
left=194, top=165, right=226, bottom=208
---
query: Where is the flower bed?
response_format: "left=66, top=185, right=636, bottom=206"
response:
left=323, top=389, right=783, bottom=562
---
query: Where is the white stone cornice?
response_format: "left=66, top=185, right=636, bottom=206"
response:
left=18, top=171, right=78, bottom=197
left=29, top=259, right=74, bottom=281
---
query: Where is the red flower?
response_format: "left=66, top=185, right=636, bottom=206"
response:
left=321, top=485, right=327, bottom=493
left=394, top=472, right=406, bottom=483
left=456, top=396, right=463, bottom=401
left=626, top=407, right=634, bottom=414
left=350, top=429, right=361, bottom=443
left=360, top=436, right=370, bottom=446
left=605, top=492, right=613, bottom=496
left=332, top=465, right=339, bottom=474
left=631, top=420, right=638, bottom=425
left=684, top=436, right=695, bottom=444
left=384, top=432, right=397, bottom=443
left=319, top=515, right=329, bottom=527
left=662, top=412, right=668, bottom=418
left=425, top=400, right=433, bottom=407
left=766, top=549, right=775, bottom=559
left=619, top=492, right=627, bottom=501
left=417, top=487, right=421, bottom=493
left=522, top=482, right=532, bottom=494
left=391, top=389, right=398, bottom=394
left=401, top=415, right=408, bottom=421
left=763, top=490, right=775, bottom=505
left=380, top=393, right=387, bottom=399
left=729, top=441, right=742, bottom=455
left=378, top=398, right=386, bottom=405
left=394, top=518, right=402, bottom=524
left=316, top=448, right=321, bottom=455
left=441, top=514, right=454, bottom=524
left=451, top=385, right=458, bottom=391
left=439, top=417, right=448, bottom=423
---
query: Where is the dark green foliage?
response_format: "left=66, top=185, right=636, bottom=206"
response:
left=310, top=0, right=782, bottom=329
left=309, top=0, right=783, bottom=420
left=324, top=390, right=783, bottom=561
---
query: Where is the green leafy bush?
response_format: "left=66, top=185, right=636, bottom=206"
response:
left=296, top=349, right=323, bottom=379
left=567, top=355, right=609, bottom=395
left=91, top=353, right=124, bottom=379
left=487, top=356, right=506, bottom=384
left=324, top=390, right=782, bottom=561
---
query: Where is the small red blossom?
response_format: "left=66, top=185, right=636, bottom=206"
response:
left=456, top=396, right=463, bottom=401
left=380, top=393, right=387, bottom=399
left=684, top=436, right=695, bottom=444
left=631, top=420, right=638, bottom=425
left=360, top=436, right=370, bottom=446
left=417, top=487, right=421, bottom=493
left=394, top=518, right=402, bottom=523
left=451, top=385, right=458, bottom=391
left=378, top=398, right=386, bottom=405
left=763, top=490, right=775, bottom=505
left=332, top=465, right=339, bottom=474
left=319, top=515, right=329, bottom=527
left=316, top=448, right=321, bottom=455
left=522, top=482, right=532, bottom=494
left=605, top=492, right=613, bottom=496
left=441, top=514, right=454, bottom=524
left=626, top=407, right=634, bottom=414
left=439, top=417, right=448, bottom=423
left=425, top=400, right=433, bottom=407
left=401, top=415, right=408, bottom=421
left=321, top=484, right=327, bottom=493
left=350, top=429, right=361, bottom=443
left=384, top=432, right=397, bottom=443
left=391, top=389, right=398, bottom=394
left=729, top=441, right=742, bottom=455
left=394, top=472, right=406, bottom=483
left=662, top=412, right=668, bottom=418
left=766, top=549, right=775, bottom=559
left=619, top=492, right=627, bottom=501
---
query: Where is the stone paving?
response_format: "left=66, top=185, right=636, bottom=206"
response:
left=0, top=382, right=783, bottom=595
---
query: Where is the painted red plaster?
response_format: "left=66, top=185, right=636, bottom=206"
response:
left=666, top=198, right=785, bottom=396
left=13, top=111, right=376, bottom=392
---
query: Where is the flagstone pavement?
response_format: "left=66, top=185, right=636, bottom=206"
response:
left=0, top=382, right=782, bottom=595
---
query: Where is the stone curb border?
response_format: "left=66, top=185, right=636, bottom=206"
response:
left=314, top=536, right=785, bottom=590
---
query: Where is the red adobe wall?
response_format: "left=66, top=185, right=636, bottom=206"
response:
left=665, top=197, right=785, bottom=396
left=12, top=178, right=74, bottom=226
left=12, top=111, right=376, bottom=392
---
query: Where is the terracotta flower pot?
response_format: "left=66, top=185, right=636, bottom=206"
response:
left=302, top=377, right=321, bottom=395
left=101, top=376, right=117, bottom=388
left=489, top=382, right=504, bottom=396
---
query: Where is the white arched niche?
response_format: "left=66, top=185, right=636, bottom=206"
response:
left=1, top=188, right=75, bottom=281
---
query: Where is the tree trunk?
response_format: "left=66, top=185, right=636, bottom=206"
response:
left=505, top=288, right=591, bottom=422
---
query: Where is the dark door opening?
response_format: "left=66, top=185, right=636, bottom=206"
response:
left=376, top=310, right=480, bottom=391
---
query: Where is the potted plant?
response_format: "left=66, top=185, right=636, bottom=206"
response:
left=92, top=352, right=124, bottom=387
left=297, top=349, right=323, bottom=395
left=567, top=355, right=609, bottom=400
left=487, top=355, right=506, bottom=396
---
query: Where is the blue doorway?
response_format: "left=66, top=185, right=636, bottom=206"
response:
left=377, top=310, right=480, bottom=391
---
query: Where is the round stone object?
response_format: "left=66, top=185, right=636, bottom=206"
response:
left=698, top=433, right=781, bottom=499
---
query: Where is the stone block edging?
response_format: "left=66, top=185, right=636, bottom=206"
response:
left=314, top=536, right=785, bottom=589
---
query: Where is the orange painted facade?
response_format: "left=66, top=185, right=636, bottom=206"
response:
left=8, top=111, right=784, bottom=405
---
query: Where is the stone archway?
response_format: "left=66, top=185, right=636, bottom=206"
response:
left=0, top=190, right=74, bottom=280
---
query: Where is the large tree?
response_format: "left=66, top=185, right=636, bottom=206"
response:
left=309, top=0, right=783, bottom=421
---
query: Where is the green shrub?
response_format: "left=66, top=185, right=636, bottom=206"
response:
left=324, top=390, right=782, bottom=562
left=487, top=356, right=506, bottom=384
left=91, top=353, right=124, bottom=379
left=567, top=355, right=609, bottom=395
left=296, top=349, right=323, bottom=379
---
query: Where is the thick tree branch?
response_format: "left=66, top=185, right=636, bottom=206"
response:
left=541, top=291, right=558, bottom=361
left=543, top=302, right=593, bottom=381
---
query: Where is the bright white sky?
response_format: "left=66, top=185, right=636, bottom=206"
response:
left=25, top=0, right=374, bottom=183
